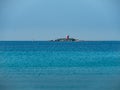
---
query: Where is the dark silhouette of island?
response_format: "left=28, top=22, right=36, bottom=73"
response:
left=50, top=35, right=80, bottom=42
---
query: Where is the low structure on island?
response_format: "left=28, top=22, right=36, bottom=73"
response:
left=51, top=35, right=80, bottom=42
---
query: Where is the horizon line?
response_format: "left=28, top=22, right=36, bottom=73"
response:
left=0, top=40, right=120, bottom=41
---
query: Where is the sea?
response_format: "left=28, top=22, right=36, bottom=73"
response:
left=0, top=41, right=120, bottom=90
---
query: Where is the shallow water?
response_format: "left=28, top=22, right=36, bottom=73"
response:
left=0, top=41, right=120, bottom=90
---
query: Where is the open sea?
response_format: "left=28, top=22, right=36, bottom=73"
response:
left=0, top=41, right=120, bottom=90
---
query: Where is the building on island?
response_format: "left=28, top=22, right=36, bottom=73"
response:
left=51, top=35, right=79, bottom=42
left=66, top=35, right=69, bottom=40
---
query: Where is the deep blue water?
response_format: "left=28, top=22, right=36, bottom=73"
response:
left=0, top=41, right=120, bottom=90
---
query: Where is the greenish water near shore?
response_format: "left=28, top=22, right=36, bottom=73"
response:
left=0, top=41, right=120, bottom=90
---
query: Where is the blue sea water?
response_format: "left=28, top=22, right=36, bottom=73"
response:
left=0, top=41, right=120, bottom=90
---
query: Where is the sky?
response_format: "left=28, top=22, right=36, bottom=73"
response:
left=0, top=0, right=120, bottom=41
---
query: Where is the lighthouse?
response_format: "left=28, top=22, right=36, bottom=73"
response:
left=66, top=35, right=69, bottom=40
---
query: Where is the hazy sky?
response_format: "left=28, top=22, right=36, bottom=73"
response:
left=0, top=0, right=120, bottom=40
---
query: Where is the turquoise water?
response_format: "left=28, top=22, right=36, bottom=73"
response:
left=0, top=41, right=120, bottom=90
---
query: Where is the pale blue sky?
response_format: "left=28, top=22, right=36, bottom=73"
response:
left=0, top=0, right=120, bottom=40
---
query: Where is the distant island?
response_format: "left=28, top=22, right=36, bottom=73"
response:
left=50, top=35, right=81, bottom=42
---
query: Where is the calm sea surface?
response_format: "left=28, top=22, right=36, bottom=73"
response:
left=0, top=41, right=120, bottom=90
